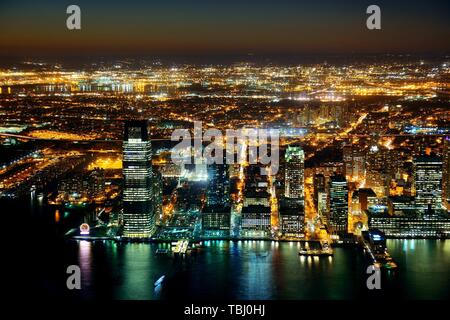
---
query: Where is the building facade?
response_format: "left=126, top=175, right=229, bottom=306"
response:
left=201, top=205, right=231, bottom=237
left=122, top=121, right=155, bottom=239
left=284, top=145, right=305, bottom=202
left=328, top=175, right=348, bottom=235
left=206, top=163, right=230, bottom=206
left=414, top=155, right=443, bottom=211
left=241, top=204, right=271, bottom=238
left=443, top=137, right=450, bottom=210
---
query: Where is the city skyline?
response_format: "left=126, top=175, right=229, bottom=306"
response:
left=1, top=54, right=449, bottom=305
left=1, top=0, right=449, bottom=308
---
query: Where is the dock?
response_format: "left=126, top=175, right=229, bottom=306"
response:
left=298, top=240, right=334, bottom=257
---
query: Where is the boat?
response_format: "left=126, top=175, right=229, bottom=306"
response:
left=155, top=248, right=169, bottom=255
left=154, top=275, right=165, bottom=287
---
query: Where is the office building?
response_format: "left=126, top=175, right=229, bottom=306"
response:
left=313, top=173, right=325, bottom=209
left=285, top=145, right=305, bottom=202
left=328, top=175, right=348, bottom=235
left=201, top=205, right=231, bottom=237
left=343, top=145, right=366, bottom=182
left=122, top=120, right=155, bottom=239
left=443, top=137, right=450, bottom=210
left=206, top=163, right=230, bottom=206
left=279, top=197, right=304, bottom=238
left=241, top=204, right=271, bottom=238
left=413, top=155, right=443, bottom=211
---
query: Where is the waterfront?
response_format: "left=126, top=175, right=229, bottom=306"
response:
left=4, top=199, right=449, bottom=300
left=23, top=238, right=448, bottom=300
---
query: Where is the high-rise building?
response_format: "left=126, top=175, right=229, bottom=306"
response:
left=206, top=163, right=230, bottom=206
left=285, top=145, right=305, bottom=202
left=443, top=137, right=450, bottom=210
left=152, top=170, right=163, bottom=224
left=201, top=156, right=231, bottom=237
left=279, top=197, right=304, bottom=238
left=313, top=173, right=325, bottom=209
left=122, top=120, right=155, bottom=239
left=366, top=145, right=388, bottom=193
left=241, top=204, right=271, bottom=238
left=317, top=191, right=328, bottom=222
left=413, top=155, right=443, bottom=211
left=343, top=145, right=366, bottom=183
left=201, top=205, right=231, bottom=238
left=328, top=175, right=348, bottom=235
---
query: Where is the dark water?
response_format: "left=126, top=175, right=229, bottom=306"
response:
left=6, top=199, right=450, bottom=300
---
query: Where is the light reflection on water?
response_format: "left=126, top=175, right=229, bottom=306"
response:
left=69, top=239, right=449, bottom=300
left=78, top=241, right=92, bottom=293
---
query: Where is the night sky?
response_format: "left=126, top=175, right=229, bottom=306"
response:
left=0, top=0, right=449, bottom=57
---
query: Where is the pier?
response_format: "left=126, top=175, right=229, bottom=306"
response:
left=298, top=240, right=334, bottom=256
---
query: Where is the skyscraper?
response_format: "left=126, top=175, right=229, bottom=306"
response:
left=329, top=175, right=348, bottom=235
left=122, top=120, right=155, bottom=239
left=343, top=145, right=366, bottom=182
left=202, top=162, right=231, bottom=237
left=241, top=204, right=271, bottom=238
left=414, top=155, right=443, bottom=211
left=443, top=137, right=450, bottom=210
left=279, top=197, right=305, bottom=238
left=201, top=205, right=231, bottom=238
left=313, top=173, right=325, bottom=209
left=317, top=191, right=328, bottom=223
left=152, top=170, right=163, bottom=224
left=206, top=163, right=230, bottom=206
left=285, top=145, right=305, bottom=202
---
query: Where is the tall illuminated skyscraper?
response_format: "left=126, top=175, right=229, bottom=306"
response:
left=122, top=120, right=155, bottom=239
left=414, top=155, right=443, bottom=212
left=343, top=145, right=366, bottom=182
left=443, top=137, right=450, bottom=210
left=202, top=162, right=231, bottom=237
left=206, top=163, right=230, bottom=206
left=285, top=145, right=305, bottom=202
left=313, top=173, right=325, bottom=209
left=329, top=175, right=348, bottom=235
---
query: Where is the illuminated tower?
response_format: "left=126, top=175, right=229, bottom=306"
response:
left=444, top=137, right=450, bottom=210
left=285, top=145, right=305, bottom=202
left=122, top=120, right=155, bottom=239
left=343, top=145, right=366, bottom=182
left=313, top=173, right=325, bottom=209
left=152, top=170, right=163, bottom=224
left=202, top=160, right=231, bottom=237
left=414, top=155, right=443, bottom=212
left=329, top=175, right=348, bottom=235
left=206, top=163, right=230, bottom=206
